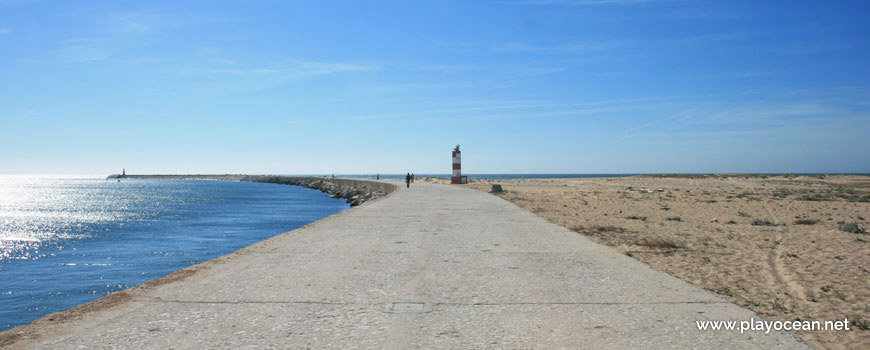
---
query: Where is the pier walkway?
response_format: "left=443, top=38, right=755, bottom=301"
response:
left=4, top=182, right=810, bottom=349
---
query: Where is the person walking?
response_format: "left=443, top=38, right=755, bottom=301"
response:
left=405, top=173, right=411, bottom=188
left=411, top=173, right=414, bottom=183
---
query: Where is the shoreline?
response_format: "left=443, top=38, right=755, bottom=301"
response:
left=0, top=176, right=397, bottom=346
left=0, top=201, right=360, bottom=347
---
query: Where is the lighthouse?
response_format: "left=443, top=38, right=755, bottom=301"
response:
left=451, top=145, right=467, bottom=184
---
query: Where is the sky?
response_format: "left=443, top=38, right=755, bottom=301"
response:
left=1, top=0, right=869, bottom=175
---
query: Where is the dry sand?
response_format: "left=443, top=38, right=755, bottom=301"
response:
left=435, top=174, right=870, bottom=350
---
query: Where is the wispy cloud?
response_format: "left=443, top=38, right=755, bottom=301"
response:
left=501, top=0, right=668, bottom=5
left=431, top=40, right=480, bottom=54
left=663, top=30, right=773, bottom=44
left=696, top=71, right=777, bottom=79
left=470, top=104, right=662, bottom=120
left=57, top=37, right=133, bottom=62
left=157, top=59, right=380, bottom=95
left=0, top=27, right=9, bottom=34
left=499, top=1, right=747, bottom=25
left=413, top=64, right=472, bottom=73
left=496, top=63, right=566, bottom=76
left=595, top=71, right=636, bottom=77
left=433, top=40, right=478, bottom=48
left=623, top=104, right=710, bottom=133
left=0, top=0, right=37, bottom=5
left=205, top=61, right=376, bottom=77
left=285, top=119, right=316, bottom=125
left=622, top=88, right=870, bottom=140
left=55, top=11, right=227, bottom=63
left=630, top=112, right=870, bottom=156
left=345, top=102, right=555, bottom=121
left=704, top=103, right=845, bottom=125
left=104, top=13, right=157, bottom=34
left=769, top=41, right=852, bottom=55
left=209, top=68, right=279, bottom=74
left=492, top=41, right=621, bottom=54
left=345, top=94, right=716, bottom=121
left=295, top=61, right=376, bottom=75
left=652, top=8, right=749, bottom=21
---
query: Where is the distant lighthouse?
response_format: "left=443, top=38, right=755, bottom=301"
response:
left=451, top=145, right=467, bottom=184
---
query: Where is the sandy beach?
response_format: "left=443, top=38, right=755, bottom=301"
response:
left=424, top=175, right=870, bottom=350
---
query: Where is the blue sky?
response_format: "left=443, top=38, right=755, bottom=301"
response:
left=2, top=0, right=869, bottom=175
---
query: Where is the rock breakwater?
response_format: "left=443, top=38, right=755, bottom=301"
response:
left=241, top=176, right=394, bottom=206
left=106, top=174, right=396, bottom=207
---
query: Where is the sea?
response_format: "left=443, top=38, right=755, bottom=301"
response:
left=0, top=176, right=349, bottom=331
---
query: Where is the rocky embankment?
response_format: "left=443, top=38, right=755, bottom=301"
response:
left=241, top=176, right=393, bottom=206
left=107, top=174, right=396, bottom=206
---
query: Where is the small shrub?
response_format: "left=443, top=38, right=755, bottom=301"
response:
left=626, top=216, right=647, bottom=221
left=738, top=212, right=751, bottom=217
left=666, top=216, right=683, bottom=222
left=773, top=189, right=794, bottom=198
left=634, top=237, right=684, bottom=249
left=574, top=225, right=626, bottom=233
left=726, top=220, right=737, bottom=224
left=592, top=225, right=625, bottom=232
left=795, top=194, right=832, bottom=202
left=751, top=219, right=778, bottom=226
left=794, top=219, right=820, bottom=225
left=839, top=222, right=867, bottom=234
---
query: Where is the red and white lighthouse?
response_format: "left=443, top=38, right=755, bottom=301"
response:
left=451, top=145, right=467, bottom=184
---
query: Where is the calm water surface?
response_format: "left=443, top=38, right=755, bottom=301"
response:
left=0, top=176, right=349, bottom=331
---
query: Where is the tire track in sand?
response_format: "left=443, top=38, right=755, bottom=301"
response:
left=765, top=205, right=808, bottom=308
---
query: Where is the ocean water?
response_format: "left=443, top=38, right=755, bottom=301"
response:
left=0, top=176, right=349, bottom=331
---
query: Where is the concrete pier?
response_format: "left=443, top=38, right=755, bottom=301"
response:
left=1, top=182, right=810, bottom=349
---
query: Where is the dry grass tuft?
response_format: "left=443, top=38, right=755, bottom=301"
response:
left=572, top=225, right=627, bottom=233
left=633, top=237, right=685, bottom=249
left=794, top=219, right=820, bottom=225
left=751, top=218, right=778, bottom=226
left=839, top=222, right=866, bottom=234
